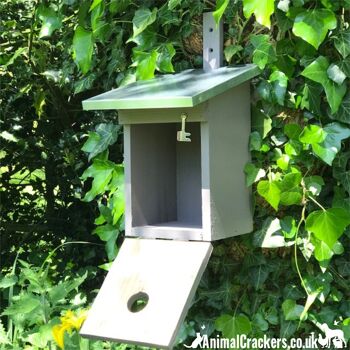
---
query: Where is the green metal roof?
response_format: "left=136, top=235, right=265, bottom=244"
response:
left=82, top=64, right=259, bottom=110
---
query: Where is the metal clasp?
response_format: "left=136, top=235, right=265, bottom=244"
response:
left=177, top=113, right=191, bottom=142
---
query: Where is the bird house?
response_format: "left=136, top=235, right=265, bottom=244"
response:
left=80, top=12, right=259, bottom=350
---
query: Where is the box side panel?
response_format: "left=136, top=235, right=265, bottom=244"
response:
left=130, top=124, right=177, bottom=227
left=207, top=82, right=253, bottom=240
left=200, top=122, right=212, bottom=241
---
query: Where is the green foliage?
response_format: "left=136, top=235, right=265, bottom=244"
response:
left=131, top=8, right=158, bottom=38
left=292, top=9, right=337, bottom=49
left=2, top=0, right=350, bottom=348
left=306, top=208, right=350, bottom=248
left=73, top=26, right=94, bottom=74
left=215, top=314, right=252, bottom=338
left=243, top=0, right=275, bottom=28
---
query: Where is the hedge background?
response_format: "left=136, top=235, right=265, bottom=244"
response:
left=1, top=0, right=350, bottom=348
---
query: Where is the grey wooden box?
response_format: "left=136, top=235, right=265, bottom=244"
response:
left=80, top=64, right=259, bottom=349
left=83, top=65, right=259, bottom=242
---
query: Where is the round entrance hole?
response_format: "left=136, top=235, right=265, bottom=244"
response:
left=127, top=292, right=149, bottom=313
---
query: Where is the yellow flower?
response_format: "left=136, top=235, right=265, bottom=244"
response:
left=52, top=324, right=71, bottom=349
left=52, top=309, right=88, bottom=349
left=60, top=309, right=87, bottom=330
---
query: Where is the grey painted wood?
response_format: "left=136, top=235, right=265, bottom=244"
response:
left=82, top=65, right=259, bottom=110
left=203, top=12, right=223, bottom=71
left=125, top=122, right=204, bottom=240
left=205, top=82, right=253, bottom=239
left=129, top=124, right=177, bottom=228
left=123, top=82, right=253, bottom=241
left=118, top=104, right=207, bottom=124
left=130, top=224, right=203, bottom=241
left=176, top=123, right=202, bottom=226
left=80, top=238, right=213, bottom=349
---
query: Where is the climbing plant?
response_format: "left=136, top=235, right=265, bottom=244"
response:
left=1, top=0, right=350, bottom=348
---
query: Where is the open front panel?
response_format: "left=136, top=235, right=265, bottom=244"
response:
left=80, top=238, right=213, bottom=349
left=127, top=123, right=203, bottom=240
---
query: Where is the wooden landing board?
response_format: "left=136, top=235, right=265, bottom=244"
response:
left=80, top=238, right=213, bottom=349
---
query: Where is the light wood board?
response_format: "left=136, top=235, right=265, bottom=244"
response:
left=80, top=238, right=213, bottom=349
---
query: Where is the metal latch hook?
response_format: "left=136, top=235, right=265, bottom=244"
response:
left=177, top=113, right=191, bottom=142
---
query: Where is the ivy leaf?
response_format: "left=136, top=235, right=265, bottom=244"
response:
left=249, top=131, right=262, bottom=151
left=224, top=45, right=243, bottom=63
left=329, top=93, right=350, bottom=125
left=252, top=108, right=272, bottom=138
left=72, top=26, right=93, bottom=74
left=89, top=0, right=102, bottom=11
left=253, top=313, right=269, bottom=331
left=129, top=29, right=157, bottom=51
left=213, top=0, right=229, bottom=24
left=91, top=3, right=109, bottom=42
left=301, top=56, right=329, bottom=85
left=303, top=273, right=332, bottom=303
left=80, top=160, right=117, bottom=201
left=257, top=180, right=281, bottom=210
left=277, top=0, right=290, bottom=12
left=292, top=9, right=337, bottom=49
left=249, top=265, right=270, bottom=290
left=301, top=59, right=347, bottom=112
left=250, top=35, right=276, bottom=69
left=301, top=82, right=323, bottom=116
left=109, top=0, right=130, bottom=14
left=82, top=123, right=121, bottom=161
left=314, top=239, right=333, bottom=262
left=253, top=217, right=291, bottom=248
left=299, top=125, right=327, bottom=144
left=334, top=30, right=350, bottom=58
left=132, top=50, right=158, bottom=80
left=300, top=290, right=320, bottom=321
left=282, top=299, right=304, bottom=321
left=279, top=172, right=302, bottom=206
left=111, top=189, right=125, bottom=225
left=305, top=208, right=350, bottom=248
left=94, top=224, right=118, bottom=241
left=312, top=122, right=350, bottom=165
left=327, top=64, right=347, bottom=85
left=323, top=80, right=347, bottom=114
left=244, top=163, right=266, bottom=187
left=156, top=43, right=175, bottom=73
left=277, top=154, right=290, bottom=170
left=243, top=0, right=275, bottom=28
left=280, top=216, right=297, bottom=239
left=284, top=124, right=302, bottom=140
left=304, top=176, right=324, bottom=196
left=131, top=8, right=157, bottom=38
left=215, top=314, right=252, bottom=338
left=269, top=70, right=288, bottom=106
left=37, top=5, right=62, bottom=38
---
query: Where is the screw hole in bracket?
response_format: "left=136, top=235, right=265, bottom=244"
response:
left=209, top=27, right=213, bottom=32
left=209, top=48, right=214, bottom=53
left=127, top=292, right=149, bottom=313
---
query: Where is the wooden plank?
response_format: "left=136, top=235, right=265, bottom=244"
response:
left=82, top=65, right=259, bottom=110
left=80, top=238, right=213, bottom=349
left=203, top=12, right=223, bottom=71
left=206, top=82, right=253, bottom=239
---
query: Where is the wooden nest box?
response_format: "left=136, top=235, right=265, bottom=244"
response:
left=80, top=12, right=259, bottom=350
